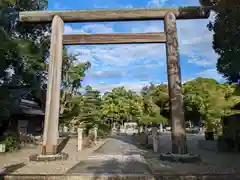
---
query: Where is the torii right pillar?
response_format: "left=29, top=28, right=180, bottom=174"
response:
left=164, top=12, right=187, bottom=154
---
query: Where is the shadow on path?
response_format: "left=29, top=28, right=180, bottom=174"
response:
left=0, top=162, right=26, bottom=179
left=112, top=134, right=240, bottom=180
left=67, top=156, right=152, bottom=174
left=57, top=136, right=71, bottom=153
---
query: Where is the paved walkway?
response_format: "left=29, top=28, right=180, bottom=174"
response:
left=1, top=138, right=108, bottom=174
left=67, top=135, right=153, bottom=176
left=143, top=133, right=239, bottom=175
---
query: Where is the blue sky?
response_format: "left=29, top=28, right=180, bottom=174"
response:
left=49, top=0, right=222, bottom=93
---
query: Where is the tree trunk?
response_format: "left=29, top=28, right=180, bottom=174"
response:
left=164, top=12, right=187, bottom=154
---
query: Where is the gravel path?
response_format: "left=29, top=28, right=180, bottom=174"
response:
left=67, top=135, right=152, bottom=176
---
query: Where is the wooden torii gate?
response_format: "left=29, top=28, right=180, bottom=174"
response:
left=19, top=6, right=210, bottom=156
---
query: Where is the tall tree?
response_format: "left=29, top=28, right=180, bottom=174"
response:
left=200, top=0, right=240, bottom=82
left=102, top=86, right=144, bottom=125
left=140, top=84, right=168, bottom=125
left=79, top=86, right=103, bottom=133
left=0, top=0, right=49, bottom=130
left=1, top=0, right=50, bottom=107
left=60, top=48, right=91, bottom=114
left=184, top=78, right=239, bottom=132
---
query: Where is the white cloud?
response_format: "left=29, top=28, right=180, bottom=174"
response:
left=69, top=43, right=165, bottom=67
left=182, top=78, right=195, bottom=84
left=147, top=0, right=168, bottom=7
left=88, top=68, right=224, bottom=94
left=197, top=68, right=224, bottom=82
left=123, top=4, right=134, bottom=8
left=81, top=24, right=114, bottom=34
left=131, top=22, right=163, bottom=33
left=64, top=24, right=114, bottom=34
left=176, top=17, right=217, bottom=67
left=88, top=62, right=164, bottom=79
left=64, top=6, right=217, bottom=68
left=64, top=10, right=219, bottom=93
left=91, top=81, right=150, bottom=94
left=91, top=70, right=126, bottom=78
left=129, top=16, right=217, bottom=67
left=64, top=25, right=85, bottom=34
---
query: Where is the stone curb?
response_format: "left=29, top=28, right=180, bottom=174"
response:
left=4, top=175, right=155, bottom=180
left=159, top=153, right=201, bottom=163
left=91, top=138, right=109, bottom=153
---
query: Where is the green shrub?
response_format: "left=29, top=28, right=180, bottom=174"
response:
left=97, top=128, right=110, bottom=138
left=96, top=123, right=110, bottom=138
left=1, top=135, right=19, bottom=152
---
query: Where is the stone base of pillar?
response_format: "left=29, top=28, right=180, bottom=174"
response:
left=29, top=152, right=68, bottom=162
left=159, top=152, right=201, bottom=163
left=41, top=145, right=58, bottom=155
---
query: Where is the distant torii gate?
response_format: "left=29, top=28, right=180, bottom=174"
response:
left=19, top=6, right=210, bottom=156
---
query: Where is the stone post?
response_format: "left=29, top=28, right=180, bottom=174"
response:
left=159, top=124, right=163, bottom=132
left=77, top=127, right=84, bottom=151
left=42, top=15, right=64, bottom=155
left=58, top=126, right=62, bottom=138
left=59, top=126, right=63, bottom=133
left=138, top=125, right=144, bottom=143
left=124, top=124, right=127, bottom=135
left=93, top=127, right=98, bottom=144
left=148, top=131, right=153, bottom=146
left=139, top=126, right=143, bottom=133
left=112, top=122, right=117, bottom=135
left=120, top=125, right=124, bottom=133
left=144, top=126, right=148, bottom=133
left=113, top=122, right=116, bottom=129
left=71, top=127, right=75, bottom=133
left=144, top=126, right=148, bottom=144
left=164, top=12, right=187, bottom=154
left=63, top=126, right=68, bottom=133
left=152, top=127, right=158, bottom=152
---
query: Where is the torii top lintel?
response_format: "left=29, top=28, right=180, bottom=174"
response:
left=19, top=6, right=211, bottom=23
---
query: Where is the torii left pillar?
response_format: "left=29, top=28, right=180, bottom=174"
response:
left=42, top=15, right=64, bottom=155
